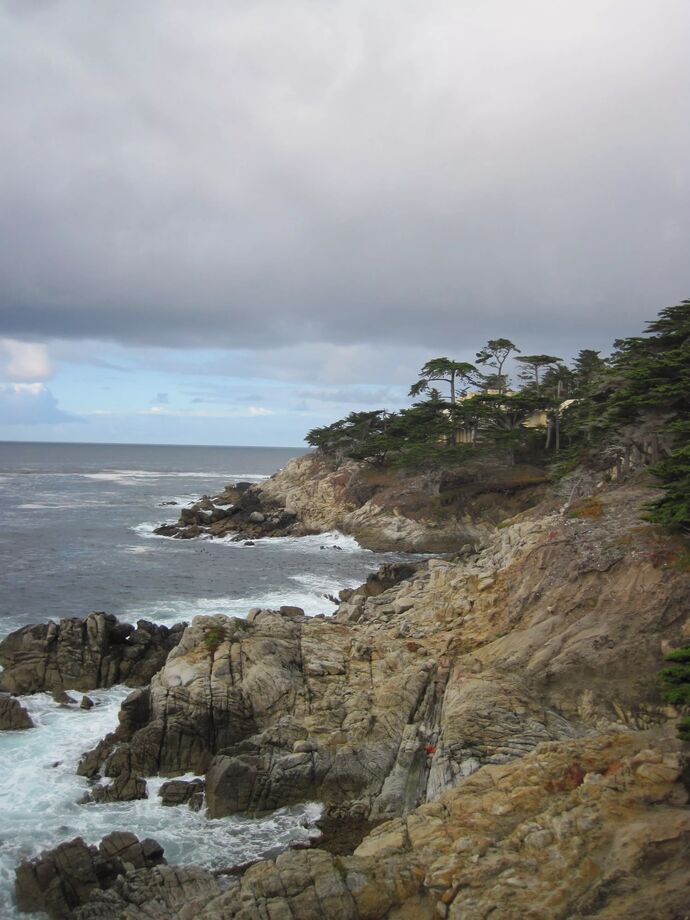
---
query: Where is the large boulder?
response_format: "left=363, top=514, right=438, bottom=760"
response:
left=0, top=692, right=33, bottom=730
left=15, top=832, right=165, bottom=919
left=0, top=614, right=186, bottom=695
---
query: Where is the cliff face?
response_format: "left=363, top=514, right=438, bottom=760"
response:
left=156, top=452, right=550, bottom=552
left=11, top=477, right=690, bottom=918
left=74, top=732, right=690, bottom=920
left=80, top=482, right=689, bottom=811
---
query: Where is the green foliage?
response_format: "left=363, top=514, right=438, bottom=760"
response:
left=306, top=411, right=390, bottom=461
left=571, top=349, right=608, bottom=395
left=515, top=354, right=562, bottom=394
left=409, top=358, right=480, bottom=404
left=475, top=339, right=520, bottom=393
left=204, top=628, right=224, bottom=652
left=303, top=301, right=690, bottom=531
left=608, top=301, right=690, bottom=531
left=659, top=645, right=690, bottom=713
left=678, top=716, right=690, bottom=742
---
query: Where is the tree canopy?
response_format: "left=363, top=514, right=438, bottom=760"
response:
left=305, top=300, right=690, bottom=530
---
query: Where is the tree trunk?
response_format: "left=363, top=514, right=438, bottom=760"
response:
left=449, top=372, right=457, bottom=445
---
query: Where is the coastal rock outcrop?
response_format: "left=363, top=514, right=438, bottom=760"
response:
left=15, top=832, right=166, bottom=919
left=80, top=483, right=689, bottom=826
left=70, top=731, right=690, bottom=919
left=14, top=476, right=690, bottom=918
left=0, top=691, right=33, bottom=730
left=154, top=453, right=550, bottom=552
left=0, top=613, right=186, bottom=695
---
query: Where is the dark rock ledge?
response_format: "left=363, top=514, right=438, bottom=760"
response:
left=0, top=612, right=186, bottom=696
left=15, top=833, right=166, bottom=920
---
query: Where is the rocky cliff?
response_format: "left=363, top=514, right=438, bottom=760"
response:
left=155, top=452, right=550, bottom=552
left=10, top=476, right=690, bottom=918
left=0, top=613, right=186, bottom=696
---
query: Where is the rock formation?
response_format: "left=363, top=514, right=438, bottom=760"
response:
left=41, top=733, right=690, bottom=919
left=0, top=613, right=186, bottom=695
left=154, top=453, right=549, bottom=552
left=158, top=777, right=205, bottom=810
left=79, top=483, right=689, bottom=821
left=0, top=691, right=33, bottom=730
left=15, top=832, right=165, bottom=919
left=12, top=476, right=690, bottom=918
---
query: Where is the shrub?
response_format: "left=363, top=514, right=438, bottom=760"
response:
left=203, top=629, right=224, bottom=653
left=658, top=645, right=690, bottom=741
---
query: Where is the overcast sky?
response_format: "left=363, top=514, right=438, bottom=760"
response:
left=1, top=0, right=689, bottom=445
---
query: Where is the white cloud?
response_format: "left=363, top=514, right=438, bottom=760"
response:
left=247, top=406, right=273, bottom=417
left=0, top=338, right=53, bottom=381
left=0, top=382, right=75, bottom=424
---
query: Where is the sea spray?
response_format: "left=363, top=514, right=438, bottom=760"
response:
left=0, top=688, right=321, bottom=919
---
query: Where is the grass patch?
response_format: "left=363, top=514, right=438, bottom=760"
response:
left=203, top=629, right=224, bottom=653
left=567, top=497, right=605, bottom=520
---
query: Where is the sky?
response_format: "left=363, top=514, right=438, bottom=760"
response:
left=0, top=0, right=689, bottom=446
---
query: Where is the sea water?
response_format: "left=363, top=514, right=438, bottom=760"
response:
left=0, top=442, right=408, bottom=917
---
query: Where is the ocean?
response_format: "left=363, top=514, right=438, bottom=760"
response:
left=0, top=441, right=406, bottom=918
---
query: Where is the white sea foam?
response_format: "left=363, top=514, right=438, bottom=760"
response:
left=17, top=499, right=111, bottom=511
left=82, top=470, right=269, bottom=486
left=131, top=521, right=172, bottom=539
left=120, top=545, right=154, bottom=555
left=221, top=530, right=367, bottom=554
left=120, top=575, right=353, bottom=624
left=0, top=688, right=320, bottom=919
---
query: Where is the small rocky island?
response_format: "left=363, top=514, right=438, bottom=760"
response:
left=2, top=449, right=689, bottom=919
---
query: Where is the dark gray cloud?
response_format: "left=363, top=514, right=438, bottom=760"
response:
left=0, top=0, right=689, bottom=360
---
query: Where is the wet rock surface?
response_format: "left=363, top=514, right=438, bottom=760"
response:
left=15, top=832, right=165, bottom=919
left=158, top=777, right=205, bottom=810
left=0, top=692, right=33, bottom=730
left=65, top=733, right=690, bottom=919
left=0, top=613, right=186, bottom=695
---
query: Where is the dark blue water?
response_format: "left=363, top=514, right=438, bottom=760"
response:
left=0, top=442, right=397, bottom=638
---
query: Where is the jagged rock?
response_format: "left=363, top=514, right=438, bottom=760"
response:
left=53, top=689, right=77, bottom=706
left=5, top=477, right=687, bottom=918
left=0, top=613, right=186, bottom=695
left=64, top=732, right=690, bottom=920
left=0, top=692, right=33, bottom=729
left=152, top=453, right=549, bottom=551
left=158, top=778, right=205, bottom=810
left=72, top=866, right=222, bottom=920
left=14, top=833, right=166, bottom=919
left=79, top=483, right=690, bottom=827
left=80, top=695, right=94, bottom=710
left=278, top=605, right=304, bottom=618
